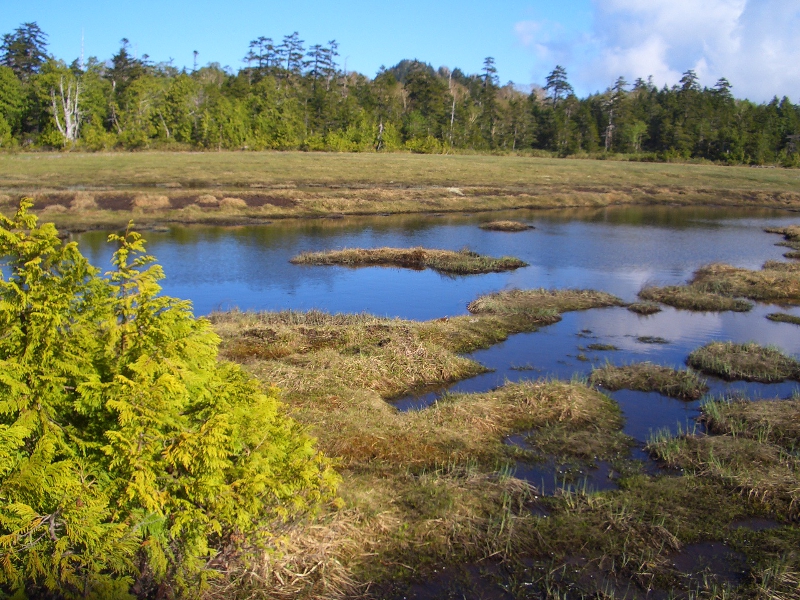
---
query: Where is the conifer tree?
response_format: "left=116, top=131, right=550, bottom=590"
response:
left=0, top=199, right=338, bottom=598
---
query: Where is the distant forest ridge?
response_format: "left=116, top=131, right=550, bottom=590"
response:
left=1, top=22, right=799, bottom=165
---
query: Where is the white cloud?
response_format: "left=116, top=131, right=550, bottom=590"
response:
left=514, top=0, right=800, bottom=102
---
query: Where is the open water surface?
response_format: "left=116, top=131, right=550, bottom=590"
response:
left=76, top=205, right=800, bottom=481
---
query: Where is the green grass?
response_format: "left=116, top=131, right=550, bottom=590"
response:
left=289, top=247, right=527, bottom=274
left=590, top=362, right=709, bottom=400
left=687, top=341, right=800, bottom=382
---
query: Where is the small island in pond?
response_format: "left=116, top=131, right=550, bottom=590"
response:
left=479, top=220, right=535, bottom=232
left=290, top=247, right=528, bottom=274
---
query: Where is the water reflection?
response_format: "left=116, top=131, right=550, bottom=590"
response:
left=74, top=206, right=800, bottom=482
left=76, top=206, right=800, bottom=318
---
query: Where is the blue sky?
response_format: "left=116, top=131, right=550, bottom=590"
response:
left=2, top=0, right=798, bottom=102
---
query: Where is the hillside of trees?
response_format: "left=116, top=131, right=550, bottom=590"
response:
left=1, top=22, right=799, bottom=165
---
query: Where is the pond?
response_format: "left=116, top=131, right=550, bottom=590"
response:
left=76, top=205, right=800, bottom=456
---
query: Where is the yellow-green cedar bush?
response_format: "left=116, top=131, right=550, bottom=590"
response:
left=0, top=200, right=338, bottom=598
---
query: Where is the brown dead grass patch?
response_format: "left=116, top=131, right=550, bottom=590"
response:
left=70, top=192, right=98, bottom=210
left=132, top=194, right=171, bottom=211
left=478, top=220, right=533, bottom=232
left=467, top=288, right=623, bottom=316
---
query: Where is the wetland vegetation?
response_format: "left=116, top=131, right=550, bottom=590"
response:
left=3, top=153, right=800, bottom=232
left=478, top=220, right=534, bottom=232
left=687, top=341, right=800, bottom=383
left=2, top=193, right=799, bottom=598
left=289, top=246, right=527, bottom=274
left=590, top=363, right=709, bottom=400
left=767, top=312, right=800, bottom=325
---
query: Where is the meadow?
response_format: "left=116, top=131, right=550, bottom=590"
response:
left=1, top=152, right=800, bottom=230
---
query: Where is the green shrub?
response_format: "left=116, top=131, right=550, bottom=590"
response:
left=0, top=200, right=338, bottom=598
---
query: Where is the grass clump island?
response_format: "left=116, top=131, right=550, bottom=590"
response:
left=478, top=220, right=534, bottom=232
left=638, top=283, right=754, bottom=312
left=590, top=363, right=709, bottom=400
left=767, top=312, right=800, bottom=325
left=687, top=341, right=800, bottom=383
left=289, top=246, right=527, bottom=274
left=627, top=301, right=663, bottom=315
left=639, top=249, right=800, bottom=312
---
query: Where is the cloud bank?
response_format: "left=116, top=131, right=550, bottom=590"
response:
left=515, top=0, right=800, bottom=102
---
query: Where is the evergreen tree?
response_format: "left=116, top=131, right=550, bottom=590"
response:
left=0, top=22, right=48, bottom=80
left=0, top=200, right=338, bottom=598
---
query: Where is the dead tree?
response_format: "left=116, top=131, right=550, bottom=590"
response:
left=51, top=76, right=80, bottom=144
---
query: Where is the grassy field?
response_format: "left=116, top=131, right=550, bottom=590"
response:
left=1, top=152, right=800, bottom=229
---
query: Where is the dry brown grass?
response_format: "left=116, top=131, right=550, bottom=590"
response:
left=702, top=398, right=800, bottom=448
left=478, top=220, right=533, bottom=232
left=40, top=203, right=68, bottom=214
left=196, top=194, right=219, bottom=207
left=687, top=341, right=800, bottom=382
left=690, top=262, right=800, bottom=304
left=627, top=301, right=662, bottom=315
left=70, top=192, right=98, bottom=210
left=290, top=247, right=527, bottom=274
left=590, top=363, right=708, bottom=400
left=220, top=197, right=248, bottom=209
left=132, top=194, right=171, bottom=211
left=467, top=288, right=624, bottom=316
left=638, top=284, right=753, bottom=312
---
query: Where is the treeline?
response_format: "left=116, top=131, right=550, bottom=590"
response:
left=1, top=22, right=799, bottom=165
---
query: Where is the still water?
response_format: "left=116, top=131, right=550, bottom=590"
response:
left=77, top=206, right=800, bottom=450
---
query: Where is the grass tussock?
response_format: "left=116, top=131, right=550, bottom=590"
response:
left=687, top=341, right=800, bottom=382
left=701, top=398, right=800, bottom=448
left=467, top=288, right=623, bottom=316
left=767, top=312, right=800, bottom=326
left=689, top=262, right=800, bottom=304
left=590, top=362, right=709, bottom=400
left=70, top=192, right=97, bottom=210
left=627, top=301, right=663, bottom=315
left=766, top=225, right=800, bottom=242
left=131, top=194, right=171, bottom=211
left=478, top=220, right=533, bottom=232
left=638, top=284, right=753, bottom=312
left=290, top=247, right=527, bottom=274
left=219, top=196, right=248, bottom=209
left=649, top=398, right=800, bottom=519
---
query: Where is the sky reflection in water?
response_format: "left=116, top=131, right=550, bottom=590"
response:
left=77, top=206, right=800, bottom=447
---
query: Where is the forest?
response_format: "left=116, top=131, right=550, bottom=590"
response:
left=1, top=21, right=799, bottom=165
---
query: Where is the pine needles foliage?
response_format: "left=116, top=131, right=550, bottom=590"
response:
left=0, top=199, right=339, bottom=598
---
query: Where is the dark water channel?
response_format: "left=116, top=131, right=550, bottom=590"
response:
left=77, top=206, right=800, bottom=492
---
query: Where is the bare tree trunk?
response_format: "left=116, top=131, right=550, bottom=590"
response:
left=51, top=76, right=81, bottom=145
